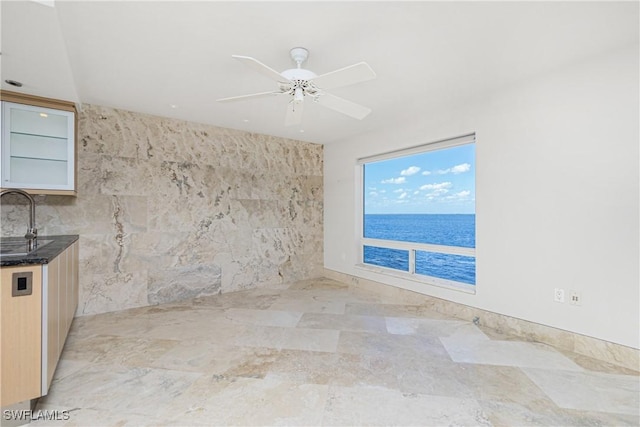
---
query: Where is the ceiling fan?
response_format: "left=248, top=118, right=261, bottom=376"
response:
left=217, top=47, right=376, bottom=126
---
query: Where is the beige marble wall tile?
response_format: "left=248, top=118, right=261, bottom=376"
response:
left=147, top=264, right=222, bottom=304
left=80, top=270, right=149, bottom=316
left=574, top=335, right=640, bottom=372
left=1, top=104, right=323, bottom=316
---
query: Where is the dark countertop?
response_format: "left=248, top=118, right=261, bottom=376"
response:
left=0, top=235, right=79, bottom=267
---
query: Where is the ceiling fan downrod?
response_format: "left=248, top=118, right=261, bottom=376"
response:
left=289, top=47, right=309, bottom=68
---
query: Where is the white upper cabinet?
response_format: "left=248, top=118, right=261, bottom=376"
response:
left=1, top=92, right=77, bottom=195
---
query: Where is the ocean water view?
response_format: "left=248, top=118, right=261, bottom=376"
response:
left=363, top=214, right=476, bottom=285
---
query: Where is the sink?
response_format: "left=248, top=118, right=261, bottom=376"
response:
left=0, top=239, right=53, bottom=257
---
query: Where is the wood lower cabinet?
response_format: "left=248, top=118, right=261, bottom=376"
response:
left=0, top=239, right=78, bottom=407
left=0, top=265, right=42, bottom=406
left=44, top=240, right=79, bottom=391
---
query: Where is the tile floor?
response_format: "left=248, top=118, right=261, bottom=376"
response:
left=29, top=277, right=639, bottom=426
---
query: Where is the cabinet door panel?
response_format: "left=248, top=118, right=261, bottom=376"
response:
left=10, top=157, right=69, bottom=187
left=10, top=133, right=68, bottom=160
left=58, top=250, right=68, bottom=346
left=1, top=96, right=76, bottom=194
left=73, top=241, right=79, bottom=312
left=66, top=243, right=74, bottom=332
left=42, top=241, right=80, bottom=394
left=1, top=265, right=42, bottom=406
left=46, top=256, right=59, bottom=387
left=10, top=108, right=69, bottom=138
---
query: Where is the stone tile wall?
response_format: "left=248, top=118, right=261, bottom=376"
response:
left=1, top=105, right=324, bottom=315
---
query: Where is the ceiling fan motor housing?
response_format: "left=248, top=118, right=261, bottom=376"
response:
left=281, top=68, right=317, bottom=81
left=289, top=47, right=309, bottom=66
left=280, top=68, right=320, bottom=100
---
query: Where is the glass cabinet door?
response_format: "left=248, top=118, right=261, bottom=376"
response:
left=1, top=102, right=75, bottom=192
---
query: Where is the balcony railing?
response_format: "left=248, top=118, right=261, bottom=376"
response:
left=359, top=237, right=476, bottom=288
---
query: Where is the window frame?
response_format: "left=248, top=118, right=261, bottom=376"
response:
left=355, top=133, right=477, bottom=294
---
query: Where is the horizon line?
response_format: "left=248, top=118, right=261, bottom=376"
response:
left=365, top=212, right=475, bottom=215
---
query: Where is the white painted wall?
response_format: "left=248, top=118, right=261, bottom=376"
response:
left=324, top=45, right=639, bottom=349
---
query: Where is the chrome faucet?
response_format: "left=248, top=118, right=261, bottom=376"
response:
left=0, top=189, right=38, bottom=250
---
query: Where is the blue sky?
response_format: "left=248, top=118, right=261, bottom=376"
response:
left=364, top=144, right=475, bottom=214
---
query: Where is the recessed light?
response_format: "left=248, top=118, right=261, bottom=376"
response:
left=5, top=79, right=23, bottom=87
left=299, top=129, right=305, bottom=133
left=39, top=113, right=48, bottom=118
left=243, top=119, right=249, bottom=123
left=170, top=104, right=177, bottom=109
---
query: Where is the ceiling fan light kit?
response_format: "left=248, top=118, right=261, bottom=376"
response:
left=217, top=47, right=376, bottom=126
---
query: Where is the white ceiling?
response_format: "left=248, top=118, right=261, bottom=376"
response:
left=1, top=1, right=638, bottom=145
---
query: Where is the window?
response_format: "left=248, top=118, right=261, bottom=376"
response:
left=357, top=133, right=476, bottom=291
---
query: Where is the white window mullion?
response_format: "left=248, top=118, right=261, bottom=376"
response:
left=362, top=237, right=475, bottom=257
left=409, top=249, right=416, bottom=274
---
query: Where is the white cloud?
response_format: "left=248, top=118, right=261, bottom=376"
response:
left=421, top=171, right=431, bottom=176
left=443, top=190, right=473, bottom=201
left=433, top=163, right=471, bottom=175
left=419, top=182, right=452, bottom=191
left=400, top=166, right=421, bottom=176
left=451, top=163, right=471, bottom=174
left=413, top=191, right=419, bottom=195
left=393, top=188, right=405, bottom=193
left=398, top=192, right=407, bottom=199
left=381, top=177, right=406, bottom=184
left=417, top=182, right=452, bottom=199
left=369, top=191, right=378, bottom=197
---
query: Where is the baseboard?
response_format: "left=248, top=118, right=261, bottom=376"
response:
left=323, top=268, right=640, bottom=372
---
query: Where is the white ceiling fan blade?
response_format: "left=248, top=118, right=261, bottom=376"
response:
left=217, top=91, right=283, bottom=102
left=285, top=101, right=304, bottom=127
left=315, top=93, right=371, bottom=120
left=310, top=62, right=376, bottom=90
left=232, top=55, right=289, bottom=83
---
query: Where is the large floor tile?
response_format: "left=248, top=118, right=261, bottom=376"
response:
left=233, top=324, right=340, bottom=353
left=346, top=302, right=451, bottom=319
left=321, top=385, right=491, bottom=426
left=38, top=363, right=201, bottom=417
left=164, top=376, right=329, bottom=426
left=223, top=307, right=303, bottom=327
left=297, top=312, right=387, bottom=333
left=523, top=367, right=640, bottom=416
left=441, top=332, right=584, bottom=371
left=263, top=350, right=400, bottom=389
left=268, top=294, right=346, bottom=315
left=385, top=315, right=473, bottom=337
left=337, top=330, right=452, bottom=362
left=61, top=334, right=180, bottom=366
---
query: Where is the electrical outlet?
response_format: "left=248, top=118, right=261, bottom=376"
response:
left=554, top=288, right=565, bottom=303
left=569, top=290, right=582, bottom=306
